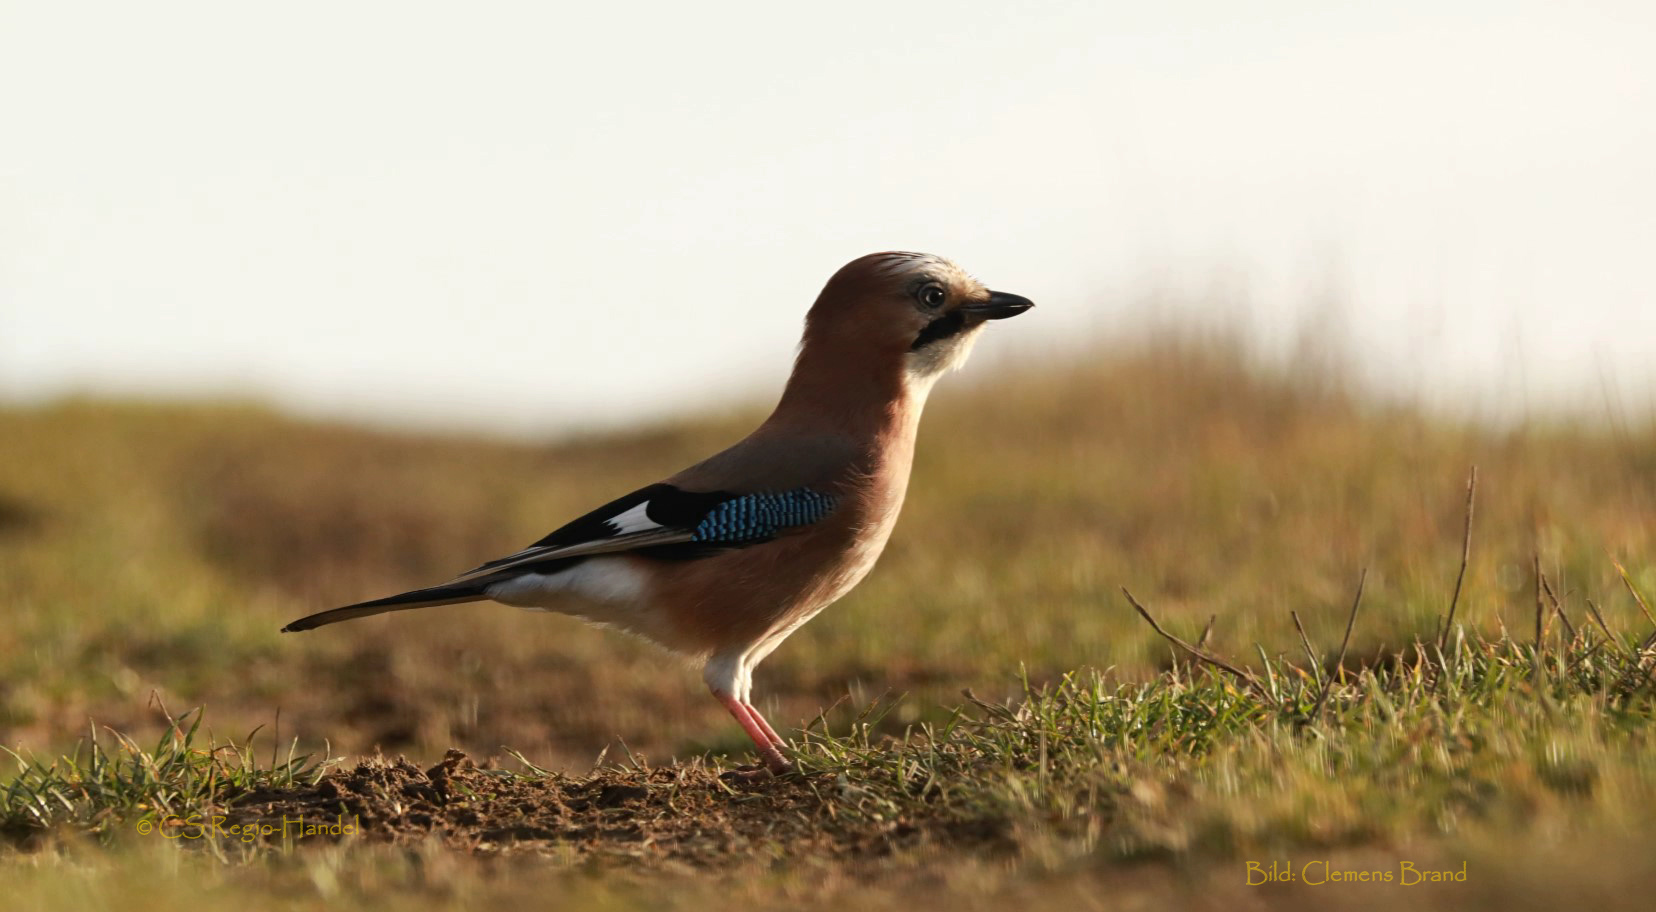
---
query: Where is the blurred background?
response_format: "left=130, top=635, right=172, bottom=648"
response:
left=3, top=1, right=1653, bottom=432
left=2, top=1, right=1654, bottom=771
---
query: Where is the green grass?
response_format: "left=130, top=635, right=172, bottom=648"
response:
left=6, top=613, right=1656, bottom=907
left=1, top=709, right=324, bottom=845
left=4, top=335, right=1656, bottom=907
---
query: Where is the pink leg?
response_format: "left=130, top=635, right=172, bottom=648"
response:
left=715, top=692, right=792, bottom=774
left=744, top=701, right=786, bottom=747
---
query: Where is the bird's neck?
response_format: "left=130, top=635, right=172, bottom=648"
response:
left=769, top=342, right=927, bottom=444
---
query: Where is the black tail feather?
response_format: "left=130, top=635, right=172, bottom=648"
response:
left=280, top=582, right=486, bottom=632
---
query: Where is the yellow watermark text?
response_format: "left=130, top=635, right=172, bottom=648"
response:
left=136, top=813, right=361, bottom=843
left=1246, top=859, right=1468, bottom=886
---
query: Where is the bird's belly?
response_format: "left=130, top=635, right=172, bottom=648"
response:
left=484, top=557, right=686, bottom=648
left=486, top=557, right=650, bottom=607
left=748, top=503, right=901, bottom=635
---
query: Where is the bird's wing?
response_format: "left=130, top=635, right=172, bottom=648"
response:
left=447, top=482, right=838, bottom=583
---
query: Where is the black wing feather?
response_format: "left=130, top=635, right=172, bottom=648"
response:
left=531, top=484, right=731, bottom=550
left=284, top=484, right=838, bottom=632
left=448, top=484, right=735, bottom=582
left=449, top=483, right=839, bottom=583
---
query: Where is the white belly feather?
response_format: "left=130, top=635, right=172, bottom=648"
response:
left=484, top=557, right=680, bottom=645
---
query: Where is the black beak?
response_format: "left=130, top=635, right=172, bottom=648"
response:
left=960, top=290, right=1034, bottom=320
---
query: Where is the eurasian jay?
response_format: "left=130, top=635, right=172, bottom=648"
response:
left=282, top=252, right=1033, bottom=774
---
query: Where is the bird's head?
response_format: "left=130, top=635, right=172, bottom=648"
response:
left=803, top=252, right=1034, bottom=385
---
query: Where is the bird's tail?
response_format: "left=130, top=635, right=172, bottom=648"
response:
left=280, top=582, right=487, bottom=632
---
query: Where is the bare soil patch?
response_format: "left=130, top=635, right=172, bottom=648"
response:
left=215, top=750, right=1014, bottom=864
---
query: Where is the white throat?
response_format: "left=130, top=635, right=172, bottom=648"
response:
left=903, top=323, right=985, bottom=398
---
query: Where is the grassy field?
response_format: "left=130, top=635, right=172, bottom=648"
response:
left=4, top=335, right=1656, bottom=908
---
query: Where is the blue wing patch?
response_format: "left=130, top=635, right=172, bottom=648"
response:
left=692, top=489, right=836, bottom=544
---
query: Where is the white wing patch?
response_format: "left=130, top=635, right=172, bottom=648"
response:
left=605, top=501, right=663, bottom=535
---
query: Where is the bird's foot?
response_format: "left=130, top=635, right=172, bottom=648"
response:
left=757, top=742, right=794, bottom=775
left=714, top=692, right=796, bottom=779
left=718, top=763, right=776, bottom=785
left=719, top=755, right=793, bottom=785
left=718, top=742, right=795, bottom=784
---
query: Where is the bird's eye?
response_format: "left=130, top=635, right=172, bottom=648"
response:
left=918, top=285, right=946, bottom=309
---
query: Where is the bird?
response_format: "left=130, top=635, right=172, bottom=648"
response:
left=281, top=251, right=1033, bottom=774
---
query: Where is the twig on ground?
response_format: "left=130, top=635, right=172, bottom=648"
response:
left=1565, top=640, right=1609, bottom=676
left=1534, top=554, right=1552, bottom=654
left=1122, top=588, right=1274, bottom=704
left=1611, top=558, right=1656, bottom=652
left=1585, top=599, right=1631, bottom=658
left=1437, top=467, right=1478, bottom=650
left=1291, top=610, right=1324, bottom=688
left=1312, top=569, right=1367, bottom=720
left=1539, top=572, right=1577, bottom=641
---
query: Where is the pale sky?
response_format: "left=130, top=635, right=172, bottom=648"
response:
left=3, top=1, right=1653, bottom=434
